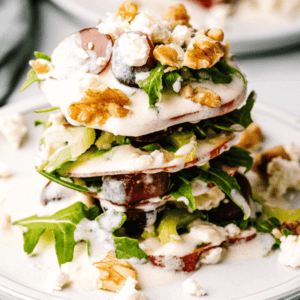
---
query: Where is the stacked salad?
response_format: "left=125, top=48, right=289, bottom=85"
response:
left=16, top=1, right=261, bottom=278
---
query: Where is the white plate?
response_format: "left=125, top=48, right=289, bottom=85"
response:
left=50, top=0, right=300, bottom=55
left=1, top=96, right=300, bottom=300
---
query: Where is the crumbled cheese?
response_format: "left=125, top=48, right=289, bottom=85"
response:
left=172, top=77, right=182, bottom=93
left=75, top=48, right=89, bottom=60
left=0, top=161, right=11, bottom=178
left=61, top=262, right=80, bottom=279
left=171, top=25, right=192, bottom=46
left=267, top=157, right=300, bottom=197
left=29, top=59, right=54, bottom=80
left=182, top=278, right=206, bottom=297
left=278, top=235, right=300, bottom=268
left=96, top=57, right=107, bottom=67
left=135, top=71, right=150, bottom=84
left=118, top=32, right=151, bottom=67
left=0, top=114, right=27, bottom=149
left=200, top=247, right=223, bottom=264
left=224, top=223, right=241, bottom=238
left=97, top=12, right=131, bottom=39
left=88, top=42, right=94, bottom=50
left=74, top=208, right=123, bottom=261
left=114, top=277, right=147, bottom=300
left=177, top=196, right=190, bottom=206
left=188, top=220, right=227, bottom=246
left=130, top=13, right=171, bottom=44
left=286, top=143, right=300, bottom=162
left=194, top=186, right=225, bottom=211
left=44, top=269, right=70, bottom=292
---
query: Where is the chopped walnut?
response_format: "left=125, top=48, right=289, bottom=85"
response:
left=68, top=84, right=130, bottom=126
left=162, top=4, right=191, bottom=30
left=180, top=84, right=193, bottom=98
left=252, top=145, right=291, bottom=178
left=280, top=221, right=300, bottom=236
left=237, top=123, right=263, bottom=150
left=192, top=87, right=221, bottom=108
left=180, top=85, right=221, bottom=108
left=114, top=1, right=138, bottom=22
left=183, top=34, right=224, bottom=70
left=30, top=60, right=51, bottom=74
left=153, top=45, right=182, bottom=68
left=93, top=251, right=137, bottom=292
left=206, top=28, right=224, bottom=42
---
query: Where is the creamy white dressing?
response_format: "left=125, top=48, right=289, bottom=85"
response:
left=40, top=63, right=245, bottom=137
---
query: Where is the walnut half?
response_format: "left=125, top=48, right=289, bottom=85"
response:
left=93, top=251, right=137, bottom=292
left=68, top=84, right=130, bottom=126
left=183, top=34, right=224, bottom=70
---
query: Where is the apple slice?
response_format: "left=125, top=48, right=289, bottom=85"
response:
left=61, top=131, right=239, bottom=177
left=148, top=228, right=257, bottom=272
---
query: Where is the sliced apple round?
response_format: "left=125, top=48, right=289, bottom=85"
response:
left=60, top=131, right=239, bottom=177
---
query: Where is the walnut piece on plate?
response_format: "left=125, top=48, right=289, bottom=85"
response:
left=93, top=251, right=137, bottom=292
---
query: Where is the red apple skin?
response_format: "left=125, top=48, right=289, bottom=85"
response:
left=79, top=28, right=113, bottom=74
left=148, top=230, right=257, bottom=272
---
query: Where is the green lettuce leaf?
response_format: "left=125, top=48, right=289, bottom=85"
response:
left=13, top=202, right=100, bottom=266
left=20, top=69, right=43, bottom=92
left=138, top=63, right=168, bottom=108
left=34, top=51, right=51, bottom=61
left=212, top=147, right=253, bottom=173
left=163, top=71, right=182, bottom=90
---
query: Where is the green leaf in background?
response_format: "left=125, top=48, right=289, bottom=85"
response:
left=20, top=69, right=44, bottom=92
left=13, top=202, right=100, bottom=266
left=163, top=71, right=182, bottom=90
left=138, top=63, right=168, bottom=108
left=212, top=147, right=253, bottom=173
left=34, top=51, right=51, bottom=61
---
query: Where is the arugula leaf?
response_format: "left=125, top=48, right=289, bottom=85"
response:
left=198, top=65, right=232, bottom=84
left=212, top=147, right=253, bottom=173
left=36, top=169, right=94, bottom=193
left=139, top=143, right=160, bottom=152
left=20, top=69, right=44, bottom=92
left=13, top=202, right=100, bottom=266
left=167, top=176, right=197, bottom=211
left=196, top=167, right=251, bottom=219
left=96, top=210, right=148, bottom=262
left=34, top=51, right=51, bottom=61
left=138, top=63, right=168, bottom=108
left=34, top=118, right=51, bottom=130
left=282, top=228, right=293, bottom=237
left=35, top=107, right=59, bottom=113
left=114, top=237, right=148, bottom=261
left=163, top=71, right=181, bottom=90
